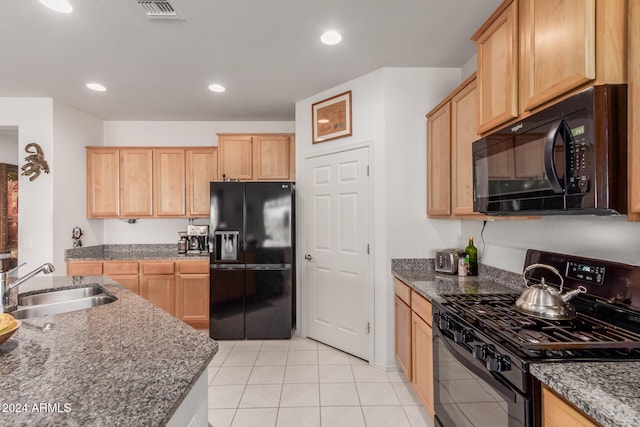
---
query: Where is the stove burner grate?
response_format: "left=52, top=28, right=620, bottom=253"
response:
left=442, top=294, right=640, bottom=354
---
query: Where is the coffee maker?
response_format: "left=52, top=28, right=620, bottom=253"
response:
left=186, top=225, right=209, bottom=254
left=178, top=232, right=189, bottom=254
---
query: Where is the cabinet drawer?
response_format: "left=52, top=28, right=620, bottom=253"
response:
left=141, top=261, right=175, bottom=275
left=411, top=290, right=432, bottom=326
left=103, top=261, right=139, bottom=275
left=177, top=260, right=209, bottom=274
left=67, top=261, right=103, bottom=276
left=394, top=277, right=411, bottom=306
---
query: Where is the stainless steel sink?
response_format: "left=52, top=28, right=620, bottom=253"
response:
left=18, top=286, right=104, bottom=306
left=10, top=285, right=117, bottom=320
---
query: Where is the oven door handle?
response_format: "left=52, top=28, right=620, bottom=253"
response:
left=438, top=333, right=519, bottom=403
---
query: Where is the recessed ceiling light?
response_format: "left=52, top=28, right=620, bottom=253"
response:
left=39, top=0, right=73, bottom=13
left=321, top=31, right=342, bottom=46
left=208, top=84, right=226, bottom=93
left=86, top=83, right=107, bottom=92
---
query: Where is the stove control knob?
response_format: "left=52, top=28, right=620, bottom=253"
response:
left=438, top=314, right=453, bottom=331
left=454, top=329, right=472, bottom=344
left=472, top=344, right=487, bottom=360
left=486, top=354, right=512, bottom=372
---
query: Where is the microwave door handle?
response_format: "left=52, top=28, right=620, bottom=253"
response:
left=544, top=120, right=565, bottom=193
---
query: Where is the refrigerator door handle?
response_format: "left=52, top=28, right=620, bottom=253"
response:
left=210, top=264, right=246, bottom=270
left=245, top=264, right=292, bottom=270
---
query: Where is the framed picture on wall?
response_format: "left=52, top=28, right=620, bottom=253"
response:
left=312, top=90, right=352, bottom=143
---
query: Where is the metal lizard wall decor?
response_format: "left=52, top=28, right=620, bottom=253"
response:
left=21, top=143, right=50, bottom=181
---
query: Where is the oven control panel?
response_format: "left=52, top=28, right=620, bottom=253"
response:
left=566, top=261, right=605, bottom=285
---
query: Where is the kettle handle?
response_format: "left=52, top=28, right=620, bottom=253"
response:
left=523, top=263, right=564, bottom=291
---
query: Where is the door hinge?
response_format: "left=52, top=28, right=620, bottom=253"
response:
left=367, top=165, right=370, bottom=176
left=367, top=244, right=370, bottom=254
left=367, top=322, right=371, bottom=333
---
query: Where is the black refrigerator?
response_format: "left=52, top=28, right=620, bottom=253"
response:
left=209, top=182, right=294, bottom=340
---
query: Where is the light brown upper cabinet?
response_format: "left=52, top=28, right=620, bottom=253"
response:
left=154, top=148, right=186, bottom=217
left=218, top=134, right=254, bottom=181
left=629, top=0, right=640, bottom=222
left=451, top=77, right=480, bottom=216
left=87, top=146, right=218, bottom=219
left=520, top=0, right=626, bottom=112
left=120, top=148, right=154, bottom=218
left=427, top=74, right=482, bottom=218
left=426, top=101, right=451, bottom=217
left=473, top=0, right=627, bottom=135
left=217, top=133, right=295, bottom=182
left=186, top=147, right=218, bottom=217
left=87, top=148, right=120, bottom=218
left=254, top=135, right=293, bottom=181
left=472, top=0, right=518, bottom=134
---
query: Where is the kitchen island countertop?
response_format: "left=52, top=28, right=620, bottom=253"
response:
left=392, top=259, right=639, bottom=427
left=0, top=276, right=217, bottom=426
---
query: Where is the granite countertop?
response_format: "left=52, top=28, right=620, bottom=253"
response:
left=0, top=276, right=218, bottom=426
left=530, top=362, right=640, bottom=427
left=391, top=258, right=639, bottom=427
left=65, top=244, right=209, bottom=261
left=391, top=258, right=524, bottom=303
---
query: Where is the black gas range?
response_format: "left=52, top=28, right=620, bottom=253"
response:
left=432, top=249, right=640, bottom=427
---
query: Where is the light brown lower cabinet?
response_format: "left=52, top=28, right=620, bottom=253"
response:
left=103, top=260, right=140, bottom=294
left=67, top=259, right=209, bottom=329
left=394, top=278, right=412, bottom=380
left=140, top=261, right=176, bottom=315
left=66, top=260, right=103, bottom=276
left=175, top=260, right=210, bottom=329
left=542, top=385, right=599, bottom=427
left=393, top=277, right=435, bottom=419
left=411, top=292, right=435, bottom=418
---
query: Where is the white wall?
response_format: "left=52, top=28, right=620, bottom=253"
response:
left=295, top=67, right=462, bottom=369
left=0, top=128, right=18, bottom=165
left=461, top=54, right=477, bottom=81
left=103, top=121, right=294, bottom=146
left=52, top=101, right=104, bottom=270
left=462, top=216, right=640, bottom=273
left=0, top=98, right=55, bottom=272
left=101, top=121, right=294, bottom=244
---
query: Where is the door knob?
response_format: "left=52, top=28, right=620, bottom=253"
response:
left=304, top=254, right=313, bottom=261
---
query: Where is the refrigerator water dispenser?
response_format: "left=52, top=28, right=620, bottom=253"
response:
left=215, top=231, right=239, bottom=261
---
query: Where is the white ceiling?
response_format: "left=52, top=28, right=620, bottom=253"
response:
left=1, top=0, right=502, bottom=121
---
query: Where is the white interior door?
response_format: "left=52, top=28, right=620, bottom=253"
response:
left=304, top=146, right=370, bottom=360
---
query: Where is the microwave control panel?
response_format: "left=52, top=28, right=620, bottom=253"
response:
left=568, top=122, right=591, bottom=194
left=566, top=261, right=605, bottom=285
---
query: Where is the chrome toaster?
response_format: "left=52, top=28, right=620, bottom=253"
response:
left=435, top=249, right=465, bottom=274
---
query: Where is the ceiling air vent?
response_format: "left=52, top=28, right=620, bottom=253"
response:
left=137, top=1, right=178, bottom=18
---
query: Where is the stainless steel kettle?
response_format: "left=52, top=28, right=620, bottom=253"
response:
left=515, top=263, right=587, bottom=320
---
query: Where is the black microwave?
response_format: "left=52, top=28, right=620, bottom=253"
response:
left=472, top=85, right=627, bottom=215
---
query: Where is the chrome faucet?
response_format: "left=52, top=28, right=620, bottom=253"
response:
left=1, top=263, right=55, bottom=313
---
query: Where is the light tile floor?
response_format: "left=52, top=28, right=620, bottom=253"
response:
left=207, top=336, right=434, bottom=427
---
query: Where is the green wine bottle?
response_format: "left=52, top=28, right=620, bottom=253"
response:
left=465, top=236, right=478, bottom=276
